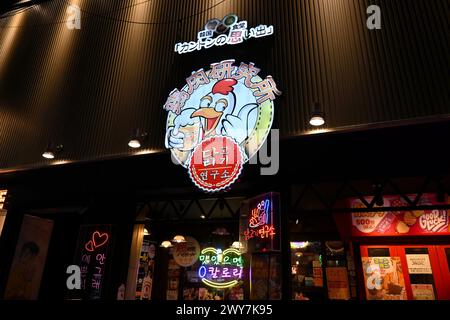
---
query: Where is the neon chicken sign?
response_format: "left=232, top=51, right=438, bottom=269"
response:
left=244, top=198, right=276, bottom=241
left=163, top=59, right=281, bottom=192
left=197, top=247, right=244, bottom=289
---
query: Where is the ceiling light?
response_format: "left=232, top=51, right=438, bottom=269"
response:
left=42, top=143, right=63, bottom=159
left=128, top=139, right=141, bottom=149
left=200, top=214, right=206, bottom=219
left=143, top=228, right=150, bottom=235
left=160, top=240, right=173, bottom=248
left=309, top=102, right=325, bottom=126
left=290, top=241, right=309, bottom=249
left=128, top=128, right=148, bottom=149
left=309, top=115, right=325, bottom=126
left=42, top=149, right=55, bottom=159
left=231, top=241, right=243, bottom=249
left=172, top=235, right=186, bottom=243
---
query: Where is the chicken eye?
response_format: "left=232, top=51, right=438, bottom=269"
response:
left=200, top=97, right=211, bottom=108
left=215, top=99, right=228, bottom=112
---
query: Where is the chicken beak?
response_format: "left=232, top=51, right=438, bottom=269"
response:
left=191, top=108, right=223, bottom=135
left=191, top=108, right=222, bottom=119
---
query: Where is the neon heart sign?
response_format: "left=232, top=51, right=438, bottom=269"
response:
left=85, top=231, right=109, bottom=252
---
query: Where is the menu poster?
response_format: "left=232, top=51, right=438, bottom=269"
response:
left=326, top=267, right=350, bottom=300
left=411, top=284, right=435, bottom=300
left=135, top=240, right=156, bottom=300
left=361, top=257, right=407, bottom=300
left=4, top=215, right=54, bottom=300
left=406, top=254, right=432, bottom=274
left=166, top=258, right=181, bottom=300
left=250, top=253, right=282, bottom=300
left=350, top=194, right=450, bottom=236
left=74, top=225, right=114, bottom=300
left=183, top=287, right=199, bottom=300
left=313, top=267, right=323, bottom=287
left=173, top=236, right=200, bottom=267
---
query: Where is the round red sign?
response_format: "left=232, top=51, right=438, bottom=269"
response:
left=188, top=135, right=243, bottom=192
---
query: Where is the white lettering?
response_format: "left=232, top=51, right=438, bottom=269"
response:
left=367, top=5, right=381, bottom=30
left=66, top=265, right=81, bottom=290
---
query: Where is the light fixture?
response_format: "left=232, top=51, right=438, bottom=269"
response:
left=172, top=235, right=186, bottom=243
left=231, top=241, right=243, bottom=249
left=373, top=183, right=384, bottom=206
left=160, top=240, right=173, bottom=248
left=42, top=149, right=55, bottom=159
left=128, top=128, right=148, bottom=149
left=200, top=214, right=206, bottom=219
left=290, top=241, right=310, bottom=249
left=143, top=228, right=150, bottom=236
left=42, top=143, right=63, bottom=159
left=212, top=227, right=229, bottom=235
left=309, top=102, right=325, bottom=126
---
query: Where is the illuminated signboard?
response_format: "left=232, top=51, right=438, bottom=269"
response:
left=349, top=194, right=450, bottom=236
left=72, top=225, right=113, bottom=300
left=174, top=14, right=274, bottom=54
left=244, top=197, right=276, bottom=241
left=241, top=192, right=280, bottom=252
left=0, top=190, right=7, bottom=209
left=163, top=59, right=281, bottom=192
left=197, top=247, right=244, bottom=289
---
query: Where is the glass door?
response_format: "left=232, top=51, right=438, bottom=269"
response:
left=361, top=244, right=450, bottom=300
left=397, top=245, right=439, bottom=300
left=360, top=245, right=408, bottom=300
left=435, top=245, right=450, bottom=300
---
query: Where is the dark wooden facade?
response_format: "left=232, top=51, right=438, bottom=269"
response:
left=0, top=0, right=448, bottom=170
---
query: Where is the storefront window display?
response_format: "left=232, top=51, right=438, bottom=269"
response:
left=155, top=228, right=247, bottom=301
left=291, top=241, right=353, bottom=301
left=135, top=237, right=156, bottom=300
left=250, top=253, right=282, bottom=300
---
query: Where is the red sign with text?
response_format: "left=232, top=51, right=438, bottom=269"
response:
left=241, top=192, right=280, bottom=253
left=188, top=135, right=243, bottom=192
left=350, top=194, right=450, bottom=237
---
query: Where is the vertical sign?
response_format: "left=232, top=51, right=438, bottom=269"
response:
left=4, top=215, right=54, bottom=300
left=326, top=267, right=350, bottom=300
left=241, top=192, right=280, bottom=253
left=74, top=225, right=113, bottom=300
left=0, top=189, right=7, bottom=209
left=135, top=240, right=156, bottom=300
left=166, top=257, right=181, bottom=300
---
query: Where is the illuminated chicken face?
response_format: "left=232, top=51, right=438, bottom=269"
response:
left=191, top=79, right=237, bottom=136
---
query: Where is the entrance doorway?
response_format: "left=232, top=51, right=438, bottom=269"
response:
left=360, top=244, right=450, bottom=300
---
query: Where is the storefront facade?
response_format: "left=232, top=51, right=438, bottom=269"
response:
left=0, top=0, right=449, bottom=301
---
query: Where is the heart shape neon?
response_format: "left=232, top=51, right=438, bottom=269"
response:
left=84, top=231, right=109, bottom=252
left=85, top=240, right=94, bottom=252
left=92, top=231, right=109, bottom=248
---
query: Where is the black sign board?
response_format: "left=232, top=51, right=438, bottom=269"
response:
left=72, top=224, right=114, bottom=300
